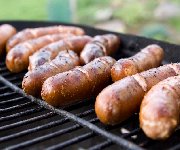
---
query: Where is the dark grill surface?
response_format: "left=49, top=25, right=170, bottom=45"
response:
left=0, top=21, right=180, bottom=150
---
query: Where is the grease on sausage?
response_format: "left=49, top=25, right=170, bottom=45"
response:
left=0, top=24, right=16, bottom=56
left=140, top=76, right=180, bottom=140
left=22, top=50, right=80, bottom=96
left=6, top=25, right=85, bottom=51
left=95, top=63, right=180, bottom=125
left=111, top=44, right=164, bottom=81
left=28, top=35, right=92, bottom=70
left=80, top=34, right=120, bottom=64
left=41, top=56, right=116, bottom=106
left=6, top=34, right=73, bottom=73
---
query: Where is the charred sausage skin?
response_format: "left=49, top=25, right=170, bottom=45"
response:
left=29, top=35, right=92, bottom=70
left=22, top=50, right=80, bottom=97
left=0, top=24, right=16, bottom=56
left=80, top=34, right=120, bottom=64
left=95, top=63, right=180, bottom=125
left=140, top=76, right=180, bottom=140
left=111, top=44, right=164, bottom=81
left=41, top=56, right=116, bottom=106
left=6, top=34, right=73, bottom=73
left=6, top=25, right=85, bottom=51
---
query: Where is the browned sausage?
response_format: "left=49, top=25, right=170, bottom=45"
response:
left=95, top=63, right=180, bottom=125
left=6, top=25, right=85, bottom=52
left=28, top=35, right=92, bottom=70
left=80, top=34, right=120, bottom=64
left=6, top=34, right=73, bottom=73
left=111, top=44, right=164, bottom=82
left=22, top=50, right=80, bottom=96
left=0, top=24, right=16, bottom=57
left=41, top=56, right=116, bottom=106
left=140, top=76, right=180, bottom=140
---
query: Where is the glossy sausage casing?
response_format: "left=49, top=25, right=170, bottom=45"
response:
left=22, top=50, right=80, bottom=96
left=6, top=25, right=85, bottom=51
left=111, top=44, right=164, bottom=81
left=80, top=34, right=120, bottom=64
left=0, top=24, right=16, bottom=56
left=95, top=63, right=180, bottom=125
left=140, top=76, right=180, bottom=140
left=29, top=35, right=92, bottom=70
left=41, top=56, right=116, bottom=106
left=6, top=34, right=73, bottom=73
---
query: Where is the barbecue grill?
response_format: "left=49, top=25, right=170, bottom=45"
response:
left=0, top=21, right=180, bottom=150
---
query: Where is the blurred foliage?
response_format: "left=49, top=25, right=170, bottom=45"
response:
left=0, top=0, right=46, bottom=20
left=77, top=0, right=110, bottom=24
left=140, top=24, right=170, bottom=41
left=0, top=0, right=179, bottom=43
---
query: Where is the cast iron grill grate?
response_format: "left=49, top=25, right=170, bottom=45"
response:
left=0, top=21, right=180, bottom=150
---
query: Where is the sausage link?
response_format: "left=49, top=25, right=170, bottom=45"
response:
left=95, top=63, right=180, bottom=125
left=0, top=24, right=16, bottom=56
left=111, top=44, right=164, bottom=81
left=6, top=25, right=85, bottom=51
left=6, top=34, right=73, bottom=73
left=29, top=35, right=92, bottom=70
left=140, top=76, right=180, bottom=140
left=41, top=56, right=116, bottom=106
left=80, top=34, right=120, bottom=64
left=22, top=50, right=80, bottom=96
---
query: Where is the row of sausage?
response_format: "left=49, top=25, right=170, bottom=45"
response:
left=0, top=24, right=179, bottom=141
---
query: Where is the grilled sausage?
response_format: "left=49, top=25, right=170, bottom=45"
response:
left=140, top=76, right=180, bottom=140
left=6, top=25, right=85, bottom=52
left=0, top=24, right=16, bottom=56
left=22, top=50, right=80, bottom=96
left=111, top=44, right=164, bottom=82
left=80, top=34, right=120, bottom=64
left=41, top=56, right=116, bottom=106
left=6, top=34, right=73, bottom=73
left=95, top=63, right=180, bottom=125
left=28, top=35, right=92, bottom=70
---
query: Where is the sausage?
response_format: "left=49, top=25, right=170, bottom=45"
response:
left=6, top=34, right=73, bottom=73
left=95, top=63, right=180, bottom=125
left=0, top=24, right=16, bottom=56
left=140, top=76, right=180, bottom=140
left=22, top=50, right=80, bottom=96
left=41, top=56, right=116, bottom=106
left=28, top=35, right=92, bottom=70
left=111, top=44, right=164, bottom=82
left=80, top=34, right=120, bottom=64
left=6, top=25, right=85, bottom=52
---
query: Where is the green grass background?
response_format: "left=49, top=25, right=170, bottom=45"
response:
left=0, top=0, right=46, bottom=20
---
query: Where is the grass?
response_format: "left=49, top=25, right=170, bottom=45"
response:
left=0, top=0, right=47, bottom=20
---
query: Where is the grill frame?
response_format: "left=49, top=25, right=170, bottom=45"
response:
left=0, top=21, right=180, bottom=150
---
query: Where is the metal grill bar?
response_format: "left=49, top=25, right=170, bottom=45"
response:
left=0, top=76, right=143, bottom=150
left=13, top=81, right=22, bottom=86
left=0, top=109, right=95, bottom=142
left=0, top=107, right=42, bottom=122
left=0, top=97, right=25, bottom=105
left=0, top=72, right=11, bottom=77
left=6, top=118, right=98, bottom=150
left=0, top=86, right=8, bottom=91
left=0, top=66, right=7, bottom=71
left=0, top=102, right=33, bottom=113
left=89, top=140, right=112, bottom=150
left=0, top=112, right=54, bottom=131
left=89, top=128, right=141, bottom=150
left=0, top=92, right=16, bottom=98
left=7, top=75, right=25, bottom=82
left=169, top=144, right=180, bottom=150
left=1, top=72, right=25, bottom=78
left=46, top=132, right=95, bottom=150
